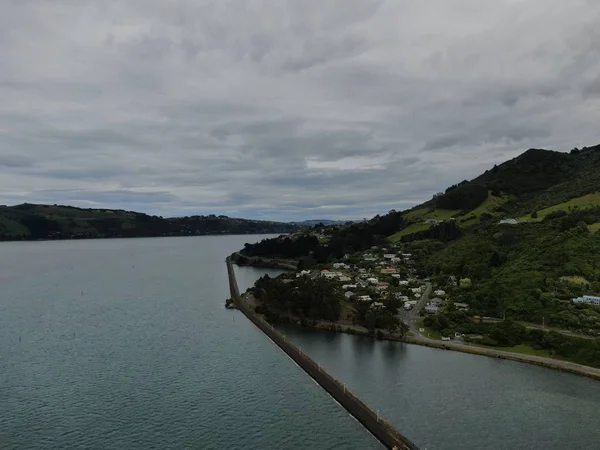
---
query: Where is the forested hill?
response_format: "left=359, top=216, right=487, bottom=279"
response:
left=239, top=143, right=600, bottom=334
left=0, top=203, right=300, bottom=241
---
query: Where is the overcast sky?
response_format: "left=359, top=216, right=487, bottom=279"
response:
left=1, top=1, right=599, bottom=221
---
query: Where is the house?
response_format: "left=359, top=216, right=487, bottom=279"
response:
left=357, top=295, right=372, bottom=302
left=376, top=282, right=389, bottom=290
left=572, top=295, right=600, bottom=306
left=434, top=289, right=446, bottom=296
left=342, top=284, right=357, bottom=290
left=370, top=301, right=385, bottom=310
left=358, top=268, right=367, bottom=274
left=338, top=276, right=352, bottom=282
left=383, top=254, right=396, bottom=259
left=447, top=276, right=458, bottom=287
left=454, top=302, right=470, bottom=311
left=425, top=305, right=439, bottom=314
left=401, top=253, right=412, bottom=257
left=366, top=277, right=378, bottom=285
left=296, top=270, right=311, bottom=278
left=410, top=287, right=422, bottom=294
left=426, top=219, right=441, bottom=225
left=380, top=268, right=397, bottom=274
left=499, top=218, right=519, bottom=225
left=344, top=291, right=354, bottom=300
left=430, top=298, right=444, bottom=307
left=321, top=270, right=340, bottom=279
left=333, top=262, right=350, bottom=270
left=394, top=293, right=409, bottom=301
left=391, top=274, right=401, bottom=279
left=398, top=280, right=409, bottom=286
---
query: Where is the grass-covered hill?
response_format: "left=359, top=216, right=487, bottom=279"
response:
left=0, top=203, right=300, bottom=241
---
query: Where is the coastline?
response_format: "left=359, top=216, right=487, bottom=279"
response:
left=230, top=260, right=600, bottom=381
left=282, top=320, right=600, bottom=381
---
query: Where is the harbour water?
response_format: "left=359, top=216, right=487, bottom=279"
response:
left=0, top=236, right=380, bottom=450
left=1, top=235, right=599, bottom=449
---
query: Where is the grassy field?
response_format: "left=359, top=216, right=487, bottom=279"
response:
left=388, top=223, right=431, bottom=242
left=589, top=222, right=600, bottom=233
left=0, top=215, right=28, bottom=237
left=458, top=192, right=510, bottom=225
left=520, top=192, right=600, bottom=222
left=470, top=343, right=552, bottom=358
left=403, top=207, right=460, bottom=222
left=415, top=319, right=442, bottom=340
left=560, top=275, right=590, bottom=285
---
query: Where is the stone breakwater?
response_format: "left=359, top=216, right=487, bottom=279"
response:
left=225, top=257, right=420, bottom=450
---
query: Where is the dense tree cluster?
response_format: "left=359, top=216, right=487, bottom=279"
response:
left=251, top=275, right=342, bottom=322
left=435, top=184, right=488, bottom=211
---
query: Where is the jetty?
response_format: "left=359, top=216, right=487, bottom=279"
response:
left=226, top=257, right=419, bottom=450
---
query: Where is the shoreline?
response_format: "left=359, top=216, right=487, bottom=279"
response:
left=230, top=261, right=600, bottom=381
left=278, top=320, right=600, bottom=381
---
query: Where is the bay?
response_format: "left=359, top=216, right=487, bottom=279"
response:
left=0, top=236, right=381, bottom=450
left=279, top=325, right=600, bottom=450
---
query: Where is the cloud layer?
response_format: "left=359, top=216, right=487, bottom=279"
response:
left=1, top=0, right=599, bottom=220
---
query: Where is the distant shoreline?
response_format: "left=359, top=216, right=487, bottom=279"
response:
left=0, top=232, right=287, bottom=244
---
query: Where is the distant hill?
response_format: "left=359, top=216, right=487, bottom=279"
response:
left=289, top=219, right=357, bottom=227
left=0, top=203, right=300, bottom=241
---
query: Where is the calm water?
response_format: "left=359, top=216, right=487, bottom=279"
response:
left=279, top=325, right=600, bottom=450
left=2, top=237, right=599, bottom=450
left=0, top=236, right=381, bottom=450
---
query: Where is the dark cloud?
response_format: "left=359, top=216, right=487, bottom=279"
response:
left=0, top=0, right=599, bottom=221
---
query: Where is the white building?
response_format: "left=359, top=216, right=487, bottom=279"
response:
left=573, top=295, right=600, bottom=306
left=321, top=270, right=340, bottom=279
left=338, top=276, right=352, bottom=282
left=342, top=284, right=357, bottom=290
left=434, top=290, right=446, bottom=297
left=357, top=295, right=372, bottom=302
left=366, top=277, right=378, bottom=285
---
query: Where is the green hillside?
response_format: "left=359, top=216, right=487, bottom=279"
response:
left=0, top=203, right=300, bottom=241
left=519, top=192, right=600, bottom=222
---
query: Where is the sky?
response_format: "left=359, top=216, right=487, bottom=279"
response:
left=1, top=0, right=600, bottom=221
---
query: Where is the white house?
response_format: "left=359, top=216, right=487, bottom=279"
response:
left=499, top=218, right=519, bottom=225
left=391, top=274, right=401, bottom=279
left=357, top=295, right=372, bottom=302
left=425, top=305, right=439, bottom=314
left=366, top=277, right=378, bottom=285
left=321, top=270, right=340, bottom=279
left=398, top=280, right=409, bottom=286
left=296, top=270, right=311, bottom=278
left=454, top=302, right=470, bottom=311
left=434, top=290, right=446, bottom=297
left=370, top=301, right=385, bottom=310
left=342, top=284, right=357, bottom=290
left=383, top=254, right=396, bottom=259
left=572, top=295, right=600, bottom=306
left=338, top=276, right=352, bottom=282
left=344, top=291, right=354, bottom=300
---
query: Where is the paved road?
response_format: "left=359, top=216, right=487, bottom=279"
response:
left=399, top=282, right=431, bottom=337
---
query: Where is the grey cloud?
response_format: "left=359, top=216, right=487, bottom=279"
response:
left=0, top=154, right=34, bottom=168
left=0, top=0, right=599, bottom=221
